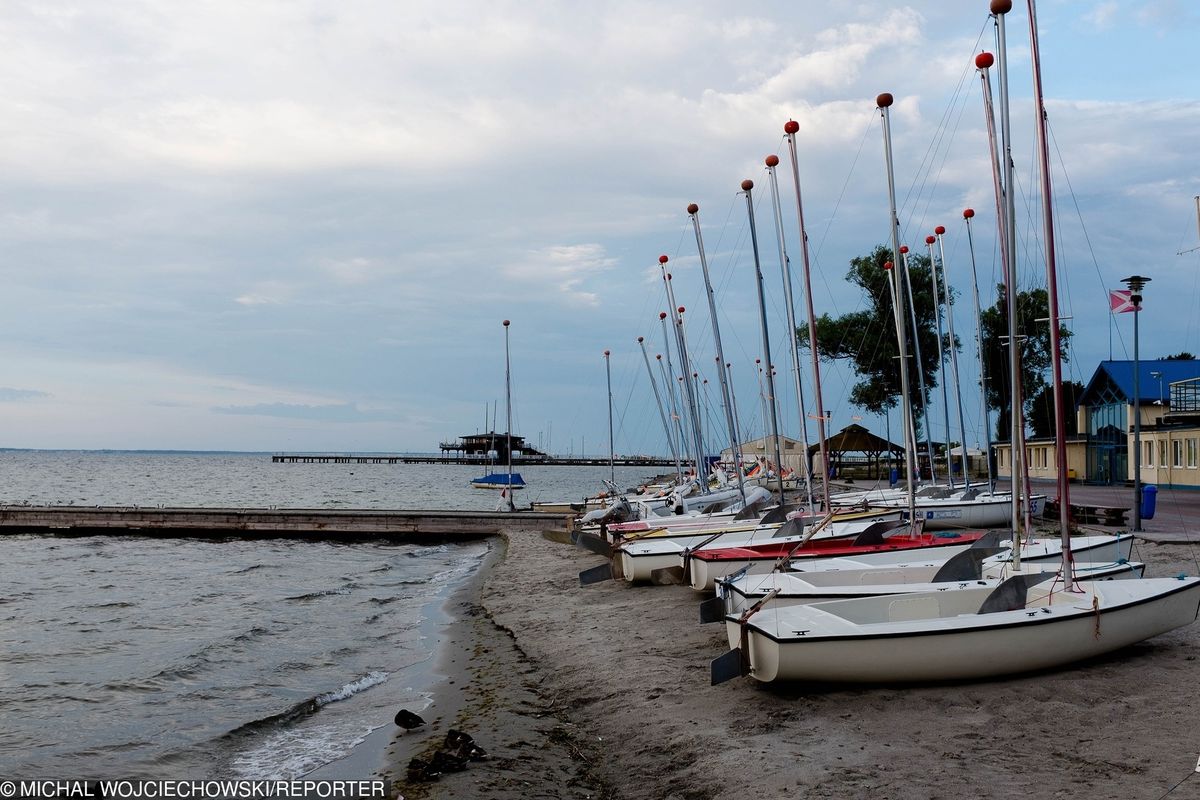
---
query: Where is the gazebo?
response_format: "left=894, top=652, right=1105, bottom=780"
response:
left=809, top=423, right=904, bottom=479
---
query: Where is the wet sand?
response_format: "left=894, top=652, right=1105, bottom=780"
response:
left=390, top=516, right=1200, bottom=800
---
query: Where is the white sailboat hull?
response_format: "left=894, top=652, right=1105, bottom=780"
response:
left=614, top=513, right=903, bottom=583
left=833, top=489, right=1046, bottom=530
left=721, top=560, right=1145, bottom=639
left=730, top=577, right=1200, bottom=683
left=686, top=533, right=972, bottom=593
left=717, top=534, right=1136, bottom=614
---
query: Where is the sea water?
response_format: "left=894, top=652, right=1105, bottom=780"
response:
left=0, top=451, right=654, bottom=778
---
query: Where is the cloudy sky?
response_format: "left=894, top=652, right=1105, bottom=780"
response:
left=0, top=1, right=1197, bottom=454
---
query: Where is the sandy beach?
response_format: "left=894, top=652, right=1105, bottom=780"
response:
left=387, top=493, right=1200, bottom=800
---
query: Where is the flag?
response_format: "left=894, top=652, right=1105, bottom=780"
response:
left=1109, top=289, right=1137, bottom=313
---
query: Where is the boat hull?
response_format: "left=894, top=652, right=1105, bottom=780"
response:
left=731, top=578, right=1200, bottom=683
left=717, top=534, right=1137, bottom=616
left=615, top=514, right=912, bottom=583
left=720, top=560, right=1146, bottom=641
left=686, top=530, right=984, bottom=592
left=470, top=473, right=525, bottom=490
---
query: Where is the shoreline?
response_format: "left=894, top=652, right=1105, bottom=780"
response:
left=306, top=541, right=497, bottom=787
left=387, top=525, right=1200, bottom=799
left=389, top=532, right=605, bottom=799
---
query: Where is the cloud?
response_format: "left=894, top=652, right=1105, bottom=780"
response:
left=0, top=387, right=50, bottom=401
left=0, top=1, right=1196, bottom=455
left=502, top=243, right=618, bottom=307
left=1081, top=1, right=1119, bottom=30
left=211, top=402, right=399, bottom=423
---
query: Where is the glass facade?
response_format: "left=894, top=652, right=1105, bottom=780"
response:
left=1085, top=374, right=1127, bottom=485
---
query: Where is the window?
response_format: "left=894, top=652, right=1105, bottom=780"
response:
left=1145, top=441, right=1154, bottom=467
left=1189, top=438, right=1198, bottom=469
left=1173, top=440, right=1184, bottom=468
left=1160, top=441, right=1168, bottom=467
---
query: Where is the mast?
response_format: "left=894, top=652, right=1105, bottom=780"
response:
left=783, top=119, right=832, bottom=510
left=961, top=209, right=995, bottom=486
left=657, top=311, right=686, bottom=482
left=638, top=336, right=680, bottom=475
left=1026, top=0, right=1074, bottom=579
left=659, top=257, right=708, bottom=483
left=877, top=93, right=917, bottom=522
left=934, top=227, right=972, bottom=483
left=603, top=348, right=615, bottom=486
left=502, top=319, right=515, bottom=511
left=764, top=156, right=815, bottom=512
left=990, top=2, right=1029, bottom=558
left=900, top=246, right=937, bottom=481
left=687, top=204, right=747, bottom=503
left=741, top=179, right=786, bottom=506
left=924, top=234, right=953, bottom=485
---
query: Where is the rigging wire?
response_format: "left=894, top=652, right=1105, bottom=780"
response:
left=1046, top=121, right=1130, bottom=359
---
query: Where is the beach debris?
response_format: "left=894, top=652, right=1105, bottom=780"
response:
left=394, top=708, right=426, bottom=730
left=406, top=756, right=441, bottom=783
left=444, top=728, right=488, bottom=761
left=429, top=749, right=470, bottom=773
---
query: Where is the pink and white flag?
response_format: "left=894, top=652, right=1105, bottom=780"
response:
left=1109, top=289, right=1137, bottom=313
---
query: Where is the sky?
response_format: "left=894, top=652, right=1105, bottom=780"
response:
left=0, top=0, right=1198, bottom=454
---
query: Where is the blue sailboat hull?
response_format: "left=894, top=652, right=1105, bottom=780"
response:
left=470, top=473, right=526, bottom=490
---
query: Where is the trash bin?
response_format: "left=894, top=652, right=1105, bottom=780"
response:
left=1141, top=485, right=1157, bottom=521
left=889, top=467, right=899, bottom=487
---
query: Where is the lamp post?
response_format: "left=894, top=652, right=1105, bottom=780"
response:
left=1121, top=274, right=1150, bottom=532
left=1151, top=371, right=1164, bottom=405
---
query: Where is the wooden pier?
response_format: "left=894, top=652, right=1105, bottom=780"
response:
left=270, top=453, right=674, bottom=467
left=0, top=505, right=574, bottom=542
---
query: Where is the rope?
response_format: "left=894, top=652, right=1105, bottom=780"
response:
left=1155, top=768, right=1194, bottom=799
left=1046, top=121, right=1129, bottom=359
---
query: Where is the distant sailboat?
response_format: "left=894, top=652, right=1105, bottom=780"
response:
left=471, top=320, right=524, bottom=501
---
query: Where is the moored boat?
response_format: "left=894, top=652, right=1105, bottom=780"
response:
left=720, top=575, right=1200, bottom=684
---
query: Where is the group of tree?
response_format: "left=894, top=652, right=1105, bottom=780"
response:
left=801, top=243, right=1072, bottom=444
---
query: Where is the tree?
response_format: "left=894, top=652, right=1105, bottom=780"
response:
left=1028, top=380, right=1083, bottom=439
left=1160, top=352, right=1196, bottom=361
left=979, top=285, right=1072, bottom=441
left=802, top=244, right=945, bottom=433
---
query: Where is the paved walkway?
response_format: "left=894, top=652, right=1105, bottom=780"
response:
left=828, top=477, right=1200, bottom=543
left=1031, top=479, right=1200, bottom=543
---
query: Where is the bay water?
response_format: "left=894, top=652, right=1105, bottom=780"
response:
left=0, top=451, right=655, bottom=778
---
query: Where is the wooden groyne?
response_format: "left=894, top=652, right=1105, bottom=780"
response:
left=0, top=505, right=574, bottom=542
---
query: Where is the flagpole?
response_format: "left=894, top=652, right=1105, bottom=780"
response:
left=1121, top=274, right=1150, bottom=533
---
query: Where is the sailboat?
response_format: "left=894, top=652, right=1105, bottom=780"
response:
left=470, top=320, right=524, bottom=498
left=709, top=2, right=1200, bottom=684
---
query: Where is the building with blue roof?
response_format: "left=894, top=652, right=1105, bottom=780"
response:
left=997, top=359, right=1200, bottom=487
left=1077, top=360, right=1200, bottom=486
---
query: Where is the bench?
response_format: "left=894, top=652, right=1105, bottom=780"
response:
left=1044, top=500, right=1130, bottom=526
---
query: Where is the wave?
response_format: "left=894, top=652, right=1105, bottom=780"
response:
left=314, top=671, right=388, bottom=706
left=232, top=564, right=267, bottom=574
left=284, top=588, right=352, bottom=602
left=220, top=671, right=389, bottom=740
left=149, top=624, right=270, bottom=681
left=233, top=627, right=271, bottom=643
